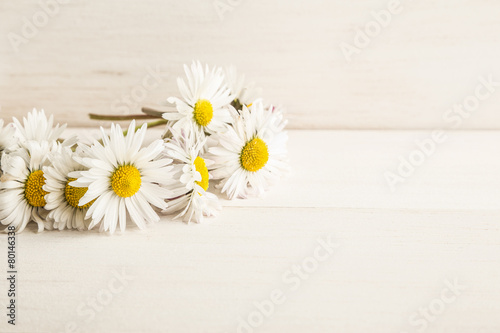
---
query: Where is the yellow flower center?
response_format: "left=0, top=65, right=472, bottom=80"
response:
left=25, top=170, right=48, bottom=207
left=240, top=137, right=269, bottom=172
left=193, top=99, right=213, bottom=127
left=111, top=165, right=142, bottom=198
left=65, top=178, right=95, bottom=209
left=194, top=156, right=209, bottom=191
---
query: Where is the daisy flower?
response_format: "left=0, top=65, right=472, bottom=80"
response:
left=224, top=66, right=262, bottom=111
left=43, top=146, right=93, bottom=231
left=163, top=61, right=233, bottom=136
left=0, top=120, right=18, bottom=167
left=13, top=108, right=66, bottom=144
left=163, top=125, right=221, bottom=223
left=0, top=141, right=55, bottom=232
left=70, top=121, right=175, bottom=233
left=209, top=100, right=289, bottom=199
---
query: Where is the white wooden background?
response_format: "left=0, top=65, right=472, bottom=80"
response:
left=1, top=0, right=500, bottom=129
left=1, top=129, right=500, bottom=333
left=1, top=1, right=500, bottom=332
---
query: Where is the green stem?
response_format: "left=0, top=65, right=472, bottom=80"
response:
left=145, top=119, right=168, bottom=129
left=122, top=119, right=168, bottom=136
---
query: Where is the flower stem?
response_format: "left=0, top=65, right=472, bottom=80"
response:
left=122, top=119, right=168, bottom=136
left=146, top=119, right=168, bottom=129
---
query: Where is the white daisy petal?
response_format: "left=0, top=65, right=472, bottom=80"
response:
left=0, top=141, right=55, bottom=232
left=162, top=127, right=221, bottom=223
left=163, top=61, right=234, bottom=139
left=208, top=101, right=290, bottom=199
left=43, top=146, right=93, bottom=231
left=71, top=122, right=174, bottom=233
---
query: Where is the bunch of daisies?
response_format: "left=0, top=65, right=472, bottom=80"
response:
left=0, top=61, right=289, bottom=234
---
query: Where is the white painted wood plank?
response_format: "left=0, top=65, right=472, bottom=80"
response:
left=62, top=128, right=500, bottom=210
left=253, top=129, right=500, bottom=210
left=0, top=129, right=499, bottom=332
left=0, top=208, right=499, bottom=333
left=2, top=1, right=500, bottom=129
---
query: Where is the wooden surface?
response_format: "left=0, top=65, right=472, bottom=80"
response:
left=1, top=129, right=499, bottom=333
left=2, top=1, right=500, bottom=129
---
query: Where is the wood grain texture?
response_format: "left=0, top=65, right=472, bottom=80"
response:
left=0, top=129, right=499, bottom=332
left=1, top=0, right=500, bottom=129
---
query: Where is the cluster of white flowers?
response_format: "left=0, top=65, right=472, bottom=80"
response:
left=0, top=62, right=289, bottom=234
